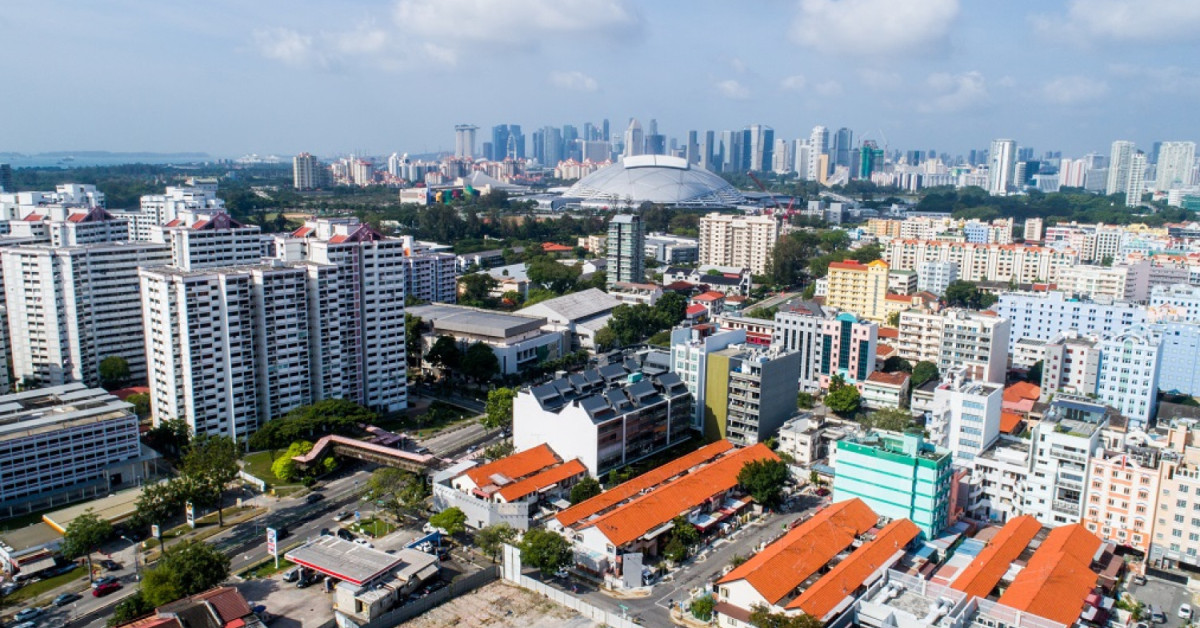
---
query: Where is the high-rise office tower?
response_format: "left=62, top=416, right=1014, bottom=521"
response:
left=794, top=141, right=811, bottom=179
left=832, top=128, right=853, bottom=169
left=1126, top=151, right=1147, bottom=207
left=1106, top=140, right=1136, bottom=196
left=859, top=141, right=884, bottom=181
left=584, top=122, right=596, bottom=142
left=509, top=125, right=524, bottom=159
left=686, top=130, right=699, bottom=165
left=454, top=124, right=478, bottom=159
left=1150, top=141, right=1163, bottom=165
left=491, top=125, right=511, bottom=161
left=531, top=129, right=545, bottom=164
left=746, top=125, right=774, bottom=172
left=700, top=130, right=715, bottom=171
left=645, top=134, right=666, bottom=155
left=562, top=125, right=580, bottom=161
left=1156, top=142, right=1196, bottom=191
left=772, top=138, right=791, bottom=174
left=602, top=119, right=611, bottom=145
left=623, top=119, right=644, bottom=158
left=987, top=139, right=1017, bottom=195
left=541, top=126, right=564, bottom=166
left=720, top=130, right=743, bottom=172
left=607, top=214, right=645, bottom=286
left=807, top=126, right=829, bottom=180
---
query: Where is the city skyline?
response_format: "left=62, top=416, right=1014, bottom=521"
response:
left=3, top=0, right=1199, bottom=157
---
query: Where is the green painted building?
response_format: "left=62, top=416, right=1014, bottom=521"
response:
left=832, top=430, right=952, bottom=538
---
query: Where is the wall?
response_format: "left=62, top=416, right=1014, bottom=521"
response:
left=340, top=566, right=499, bottom=628
left=431, top=483, right=533, bottom=530
left=501, top=544, right=641, bottom=628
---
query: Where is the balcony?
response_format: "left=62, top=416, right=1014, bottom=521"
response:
left=1052, top=499, right=1080, bottom=515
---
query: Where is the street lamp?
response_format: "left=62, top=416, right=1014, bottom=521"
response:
left=121, top=536, right=141, bottom=582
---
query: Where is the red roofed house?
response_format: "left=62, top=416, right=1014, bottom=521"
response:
left=436, top=443, right=587, bottom=530
left=996, top=524, right=1103, bottom=626
left=691, top=291, right=726, bottom=315
left=117, top=587, right=264, bottom=628
left=685, top=303, right=709, bottom=323
left=559, top=443, right=778, bottom=588
left=861, top=370, right=911, bottom=410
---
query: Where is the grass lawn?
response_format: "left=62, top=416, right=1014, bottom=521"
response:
left=348, top=517, right=395, bottom=538
left=3, top=566, right=85, bottom=607
left=242, top=450, right=281, bottom=488
left=239, top=557, right=295, bottom=579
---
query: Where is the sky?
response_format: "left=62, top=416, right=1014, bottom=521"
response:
left=3, top=0, right=1199, bottom=159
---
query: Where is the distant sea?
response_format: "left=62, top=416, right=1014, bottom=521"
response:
left=0, top=151, right=216, bottom=168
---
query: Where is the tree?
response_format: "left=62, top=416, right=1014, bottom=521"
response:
left=737, top=459, right=790, bottom=508
left=911, top=361, right=939, bottom=387
left=98, top=356, right=130, bottom=390
left=272, top=441, right=313, bottom=482
left=109, top=593, right=155, bottom=626
left=140, top=540, right=230, bottom=606
left=181, top=434, right=239, bottom=527
left=749, top=605, right=825, bottom=628
left=690, top=595, right=716, bottom=622
left=825, top=384, right=861, bottom=416
left=458, top=273, right=498, bottom=306
left=131, top=480, right=185, bottom=535
left=653, top=292, right=687, bottom=328
left=1027, top=360, right=1044, bottom=386
left=886, top=311, right=901, bottom=327
left=482, top=388, right=515, bottom=429
left=429, top=507, right=467, bottom=536
left=569, top=476, right=602, bottom=504
left=368, top=467, right=428, bottom=516
left=808, top=470, right=823, bottom=487
left=594, top=326, right=618, bottom=351
left=520, top=528, right=573, bottom=575
left=126, top=393, right=152, bottom=419
left=61, top=510, right=113, bottom=582
left=475, top=523, right=518, bottom=562
left=796, top=392, right=815, bottom=409
left=882, top=356, right=913, bottom=373
left=944, top=280, right=998, bottom=310
left=527, top=256, right=580, bottom=293
left=425, top=336, right=463, bottom=376
left=405, top=314, right=426, bottom=368
left=145, top=418, right=190, bottom=461
left=249, top=399, right=377, bottom=450
left=483, top=441, right=515, bottom=460
left=862, top=407, right=915, bottom=432
left=461, top=342, right=500, bottom=384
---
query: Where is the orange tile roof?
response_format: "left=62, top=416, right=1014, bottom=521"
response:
left=951, top=515, right=1041, bottom=599
left=542, top=242, right=574, bottom=252
left=464, top=443, right=560, bottom=488
left=866, top=371, right=910, bottom=387
left=23, top=214, right=44, bottom=221
left=556, top=440, right=735, bottom=528
left=789, top=518, right=920, bottom=617
left=998, top=524, right=1101, bottom=625
left=67, top=212, right=87, bottom=223
left=686, top=304, right=708, bottom=316
left=693, top=291, right=725, bottom=302
left=876, top=344, right=897, bottom=358
left=877, top=327, right=900, bottom=339
left=717, top=498, right=878, bottom=605
left=829, top=260, right=869, bottom=271
left=586, top=444, right=779, bottom=548
left=292, top=226, right=314, bottom=237
left=1000, top=412, right=1025, bottom=434
left=1003, top=382, right=1040, bottom=403
left=885, top=293, right=912, bottom=302
left=497, top=459, right=587, bottom=502
left=164, top=218, right=183, bottom=227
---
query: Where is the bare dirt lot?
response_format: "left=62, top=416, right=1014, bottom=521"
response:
left=399, top=581, right=599, bottom=628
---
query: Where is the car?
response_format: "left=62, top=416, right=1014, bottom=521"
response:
left=337, top=528, right=355, bottom=541
left=332, top=511, right=351, bottom=522
left=306, top=493, right=324, bottom=504
left=92, top=581, right=121, bottom=597
left=13, top=608, right=43, bottom=622
left=296, top=575, right=313, bottom=589
left=1180, top=604, right=1192, bottom=620
left=422, top=523, right=447, bottom=535
left=353, top=538, right=374, bottom=549
left=100, top=559, right=122, bottom=571
left=1134, top=622, right=1150, bottom=628
left=1, top=582, right=21, bottom=595
left=9, top=622, right=36, bottom=628
left=91, top=576, right=119, bottom=589
left=1131, top=573, right=1147, bottom=585
left=277, top=526, right=291, bottom=539
left=53, top=593, right=81, bottom=606
left=1149, top=605, right=1167, bottom=624
left=319, top=528, right=332, bottom=536
left=282, top=568, right=301, bottom=583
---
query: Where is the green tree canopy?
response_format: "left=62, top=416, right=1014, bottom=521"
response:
left=569, top=476, right=602, bottom=504
left=911, top=361, right=939, bottom=387
left=99, top=356, right=131, bottom=390
left=405, top=314, right=426, bottom=368
left=272, top=441, right=314, bottom=482
left=425, top=336, right=463, bottom=374
left=462, top=341, right=501, bottom=384
left=882, top=356, right=913, bottom=373
left=181, top=434, right=239, bottom=526
left=475, top=523, right=518, bottom=562
left=594, top=326, right=619, bottom=351
left=862, top=407, right=916, bottom=432
left=141, top=540, right=230, bottom=607
left=737, top=459, right=790, bottom=508
left=130, top=480, right=186, bottom=535
left=145, top=418, right=190, bottom=461
left=1027, top=360, right=1044, bottom=386
left=249, top=398, right=377, bottom=450
left=429, top=507, right=467, bottom=536
left=126, top=393, right=152, bottom=419
left=825, top=384, right=861, bottom=416
left=520, top=528, right=573, bottom=575
left=527, top=256, right=581, bottom=293
left=944, top=280, right=999, bottom=310
left=482, top=388, right=515, bottom=429
left=796, top=392, right=815, bottom=409
left=61, top=510, right=113, bottom=582
left=367, top=467, right=428, bottom=516
left=749, top=605, right=825, bottom=628
left=458, top=273, right=498, bottom=306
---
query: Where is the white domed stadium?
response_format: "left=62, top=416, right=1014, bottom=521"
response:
left=564, top=155, right=745, bottom=208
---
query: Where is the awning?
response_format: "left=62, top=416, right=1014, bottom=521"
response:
left=688, top=512, right=721, bottom=530
left=643, top=521, right=675, bottom=540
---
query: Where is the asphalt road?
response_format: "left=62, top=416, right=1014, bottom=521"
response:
left=1130, top=575, right=1196, bottom=628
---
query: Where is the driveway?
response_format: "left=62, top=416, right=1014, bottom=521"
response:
left=1129, top=575, right=1197, bottom=628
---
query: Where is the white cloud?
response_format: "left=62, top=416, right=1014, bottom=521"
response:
left=780, top=75, right=807, bottom=91
left=549, top=70, right=599, bottom=92
left=814, top=80, right=843, bottom=97
left=918, top=71, right=987, bottom=113
left=1040, top=75, right=1109, bottom=105
left=715, top=79, right=750, bottom=100
left=1035, top=0, right=1200, bottom=44
left=253, top=27, right=326, bottom=69
left=791, top=0, right=959, bottom=57
left=858, top=68, right=902, bottom=90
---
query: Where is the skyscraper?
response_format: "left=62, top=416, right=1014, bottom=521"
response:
left=987, top=139, right=1017, bottom=195
left=746, top=125, right=774, bottom=172
left=607, top=214, right=645, bottom=286
left=541, top=126, right=564, bottom=166
left=1126, top=151, right=1147, bottom=207
left=491, top=125, right=511, bottom=161
left=700, top=130, right=715, bottom=171
left=623, top=119, right=644, bottom=158
left=293, top=153, right=327, bottom=190
left=1156, top=142, right=1197, bottom=191
left=1106, top=140, right=1136, bottom=196
left=807, top=126, right=829, bottom=181
left=454, top=124, right=478, bottom=159
left=832, top=128, right=853, bottom=169
left=720, top=130, right=742, bottom=172
left=0, top=163, right=11, bottom=192
left=686, top=130, right=699, bottom=165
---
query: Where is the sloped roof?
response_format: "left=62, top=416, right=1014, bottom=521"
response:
left=1004, top=382, right=1041, bottom=403
left=997, top=524, right=1101, bottom=625
left=865, top=371, right=909, bottom=387
left=951, top=515, right=1042, bottom=599
left=583, top=444, right=778, bottom=548
left=517, top=288, right=620, bottom=322
left=556, top=441, right=734, bottom=528
left=692, top=291, right=725, bottom=302
left=686, top=304, right=707, bottom=316
left=497, top=459, right=587, bottom=502
left=789, top=518, right=920, bottom=617
left=1000, top=412, right=1025, bottom=434
left=717, top=498, right=878, bottom=605
left=464, top=443, right=559, bottom=488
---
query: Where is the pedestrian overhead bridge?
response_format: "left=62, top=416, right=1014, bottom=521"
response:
left=293, top=435, right=435, bottom=473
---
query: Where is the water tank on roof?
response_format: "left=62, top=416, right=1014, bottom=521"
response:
left=627, top=373, right=643, bottom=384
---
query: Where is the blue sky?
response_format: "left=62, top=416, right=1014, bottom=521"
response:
left=3, top=0, right=1198, bottom=158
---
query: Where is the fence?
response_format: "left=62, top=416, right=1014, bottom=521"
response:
left=354, top=566, right=499, bottom=628
left=238, top=470, right=267, bottom=491
left=501, top=544, right=641, bottom=628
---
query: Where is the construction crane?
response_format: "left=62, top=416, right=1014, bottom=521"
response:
left=746, top=171, right=779, bottom=214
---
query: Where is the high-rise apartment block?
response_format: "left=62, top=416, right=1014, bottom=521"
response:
left=1106, top=140, right=1136, bottom=196
left=824, top=260, right=889, bottom=322
left=1095, top=327, right=1161, bottom=428
left=454, top=125, right=478, bottom=159
left=1155, top=141, right=1196, bottom=191
left=897, top=309, right=1009, bottom=384
left=987, top=139, right=1017, bottom=195
left=701, top=344, right=800, bottom=445
left=293, top=153, right=330, bottom=190
left=926, top=367, right=1003, bottom=461
left=816, top=312, right=878, bottom=388
left=697, top=213, right=779, bottom=275
left=832, top=430, right=952, bottom=538
left=606, top=214, right=645, bottom=286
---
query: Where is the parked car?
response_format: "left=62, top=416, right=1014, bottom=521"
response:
left=283, top=568, right=301, bottom=583
left=1149, top=605, right=1167, bottom=624
left=332, top=511, right=351, bottom=522
left=337, top=529, right=355, bottom=541
left=1179, top=604, right=1192, bottom=620
left=53, top=593, right=81, bottom=606
left=306, top=493, right=324, bottom=504
left=1131, top=573, right=1147, bottom=585
left=319, top=528, right=332, bottom=537
left=100, top=559, right=122, bottom=571
left=14, top=608, right=43, bottom=622
left=10, top=622, right=37, bottom=628
left=353, top=538, right=374, bottom=549
left=422, top=523, right=447, bottom=535
left=91, top=576, right=119, bottom=589
left=92, top=581, right=121, bottom=597
left=1, top=582, right=21, bottom=595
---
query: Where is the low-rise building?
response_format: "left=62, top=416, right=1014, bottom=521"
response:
left=608, top=282, right=662, bottom=306
left=861, top=371, right=910, bottom=410
left=1083, top=446, right=1160, bottom=554
left=701, top=344, right=801, bottom=445
left=408, top=304, right=563, bottom=375
left=513, top=365, right=692, bottom=476
left=832, top=430, right=952, bottom=537
left=517, top=288, right=621, bottom=352
left=1024, top=395, right=1115, bottom=526
left=644, top=233, right=698, bottom=265
left=962, top=437, right=1032, bottom=523
left=916, top=260, right=958, bottom=296
left=1040, top=330, right=1101, bottom=402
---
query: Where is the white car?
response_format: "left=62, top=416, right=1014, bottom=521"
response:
left=353, top=538, right=374, bottom=549
left=1179, top=604, right=1192, bottom=620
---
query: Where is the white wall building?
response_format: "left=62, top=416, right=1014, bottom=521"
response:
left=927, top=367, right=1003, bottom=462
left=1023, top=396, right=1112, bottom=526
left=1040, top=330, right=1101, bottom=402
left=994, top=290, right=1147, bottom=354
left=697, top=213, right=780, bottom=275
left=897, top=309, right=1009, bottom=384
left=1095, top=327, right=1161, bottom=429
left=916, top=261, right=958, bottom=296
left=670, top=326, right=746, bottom=429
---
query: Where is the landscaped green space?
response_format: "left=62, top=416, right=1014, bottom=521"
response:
left=239, top=557, right=295, bottom=579
left=242, top=450, right=282, bottom=488
left=3, top=566, right=84, bottom=606
left=348, top=517, right=396, bottom=538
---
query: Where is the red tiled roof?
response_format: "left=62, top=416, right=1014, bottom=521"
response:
left=193, top=587, right=253, bottom=624
left=877, top=327, right=900, bottom=339
left=329, top=234, right=349, bottom=243
left=1000, top=412, right=1025, bottom=434
left=191, top=220, right=209, bottom=229
left=829, top=260, right=869, bottom=270
left=164, top=218, right=183, bottom=227
left=951, top=515, right=1041, bottom=599
left=885, top=293, right=912, bottom=302
left=998, top=524, right=1102, bottom=625
left=556, top=441, right=734, bottom=529
left=111, top=386, right=151, bottom=401
left=585, top=444, right=779, bottom=548
left=866, top=371, right=909, bottom=387
left=118, top=617, right=181, bottom=628
left=714, top=601, right=752, bottom=624
left=542, top=242, right=573, bottom=252
left=23, top=214, right=44, bottom=221
left=1003, top=382, right=1040, bottom=403
left=292, top=226, right=314, bottom=237
left=876, top=344, right=896, bottom=358
left=717, top=498, right=878, bottom=604
left=686, top=304, right=707, bottom=316
left=497, top=459, right=587, bottom=502
left=67, top=213, right=87, bottom=222
left=789, top=518, right=920, bottom=617
left=465, top=443, right=559, bottom=488
left=693, top=291, right=725, bottom=302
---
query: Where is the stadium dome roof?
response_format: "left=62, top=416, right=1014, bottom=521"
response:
left=564, top=155, right=745, bottom=207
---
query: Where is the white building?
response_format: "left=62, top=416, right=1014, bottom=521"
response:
left=669, top=326, right=746, bottom=429
left=916, top=260, right=958, bottom=296
left=963, top=437, right=1031, bottom=523
left=1023, top=396, right=1112, bottom=526
left=128, top=183, right=226, bottom=241
left=407, top=303, right=563, bottom=375
left=1040, top=330, right=1101, bottom=402
left=926, top=367, right=1003, bottom=462
left=987, top=139, right=1017, bottom=195
left=4, top=241, right=170, bottom=388
left=1156, top=141, right=1197, bottom=191
left=1095, top=327, right=1161, bottom=429
left=1107, top=141, right=1136, bottom=196
left=1151, top=283, right=1200, bottom=321
left=1056, top=263, right=1150, bottom=302
left=772, top=301, right=828, bottom=391
left=152, top=211, right=262, bottom=270
left=994, top=290, right=1146, bottom=354
left=516, top=288, right=620, bottom=352
left=897, top=309, right=1009, bottom=384
left=697, top=213, right=780, bottom=275
left=1158, top=320, right=1200, bottom=396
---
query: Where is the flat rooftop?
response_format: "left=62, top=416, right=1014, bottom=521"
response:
left=285, top=536, right=437, bottom=587
left=43, top=485, right=145, bottom=533
left=0, top=383, right=134, bottom=442
left=408, top=303, right=546, bottom=339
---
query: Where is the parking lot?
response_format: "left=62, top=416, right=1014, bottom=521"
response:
left=1129, top=575, right=1197, bottom=628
